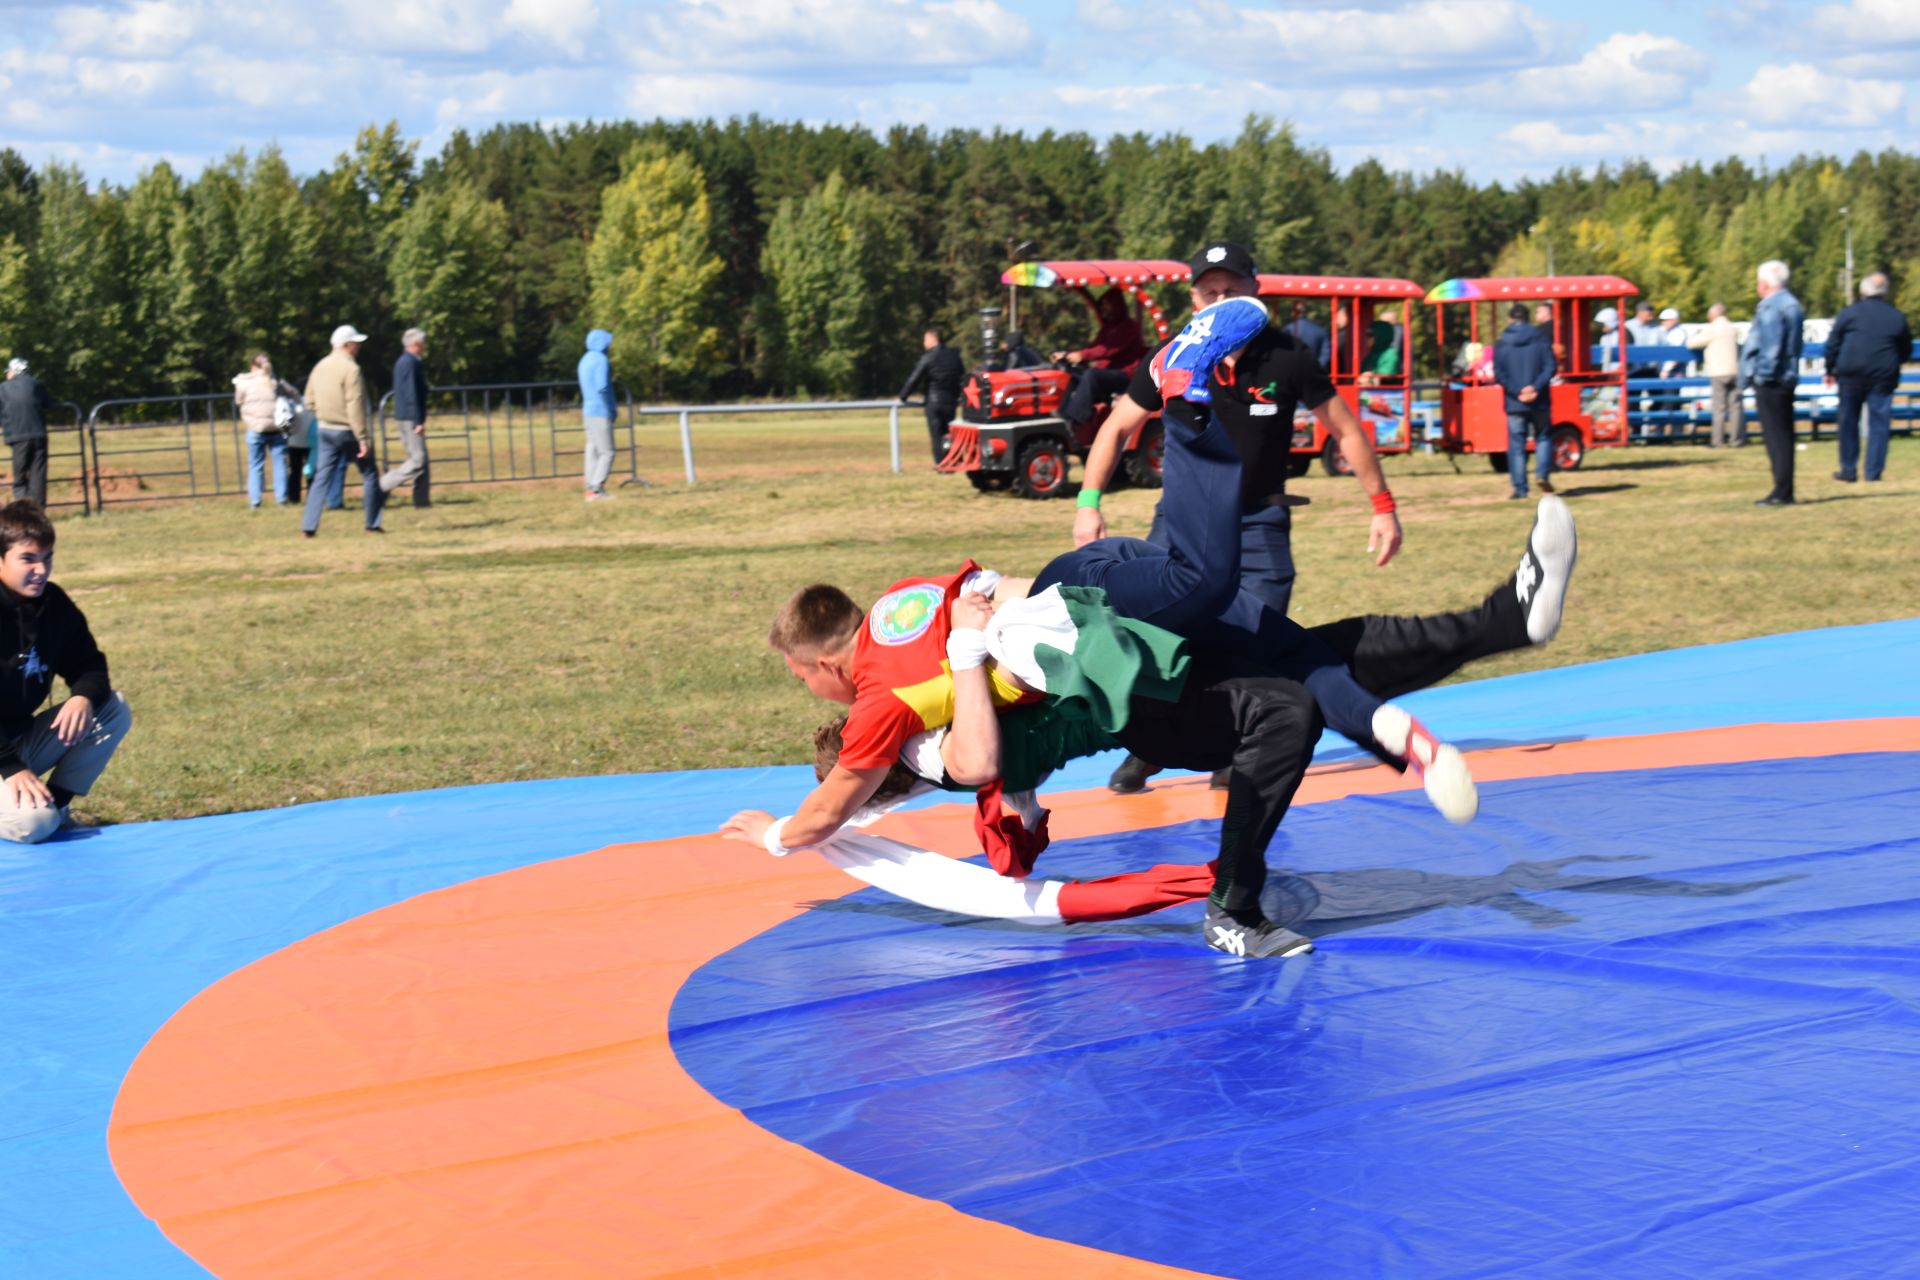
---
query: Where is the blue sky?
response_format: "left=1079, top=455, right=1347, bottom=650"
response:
left=0, top=0, right=1914, bottom=186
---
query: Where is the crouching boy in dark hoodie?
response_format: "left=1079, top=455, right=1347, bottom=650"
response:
left=0, top=501, right=131, bottom=841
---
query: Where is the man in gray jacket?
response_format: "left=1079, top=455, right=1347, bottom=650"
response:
left=0, top=359, right=54, bottom=507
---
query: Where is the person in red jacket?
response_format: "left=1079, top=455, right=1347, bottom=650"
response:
left=1056, top=288, right=1147, bottom=428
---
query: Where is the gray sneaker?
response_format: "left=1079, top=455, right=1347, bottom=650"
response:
left=1202, top=905, right=1315, bottom=959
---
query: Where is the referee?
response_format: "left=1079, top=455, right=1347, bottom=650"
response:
left=1071, top=241, right=1404, bottom=791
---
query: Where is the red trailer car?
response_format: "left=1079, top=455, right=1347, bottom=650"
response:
left=1424, top=276, right=1638, bottom=472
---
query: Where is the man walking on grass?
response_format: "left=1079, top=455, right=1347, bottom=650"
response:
left=302, top=325, right=385, bottom=536
left=380, top=328, right=431, bottom=508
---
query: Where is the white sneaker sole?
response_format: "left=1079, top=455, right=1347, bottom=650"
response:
left=1422, top=743, right=1479, bottom=825
left=1373, top=704, right=1479, bottom=824
left=1525, top=495, right=1577, bottom=644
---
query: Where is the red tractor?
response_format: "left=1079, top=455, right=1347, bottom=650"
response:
left=939, top=261, right=1423, bottom=497
left=939, top=259, right=1183, bottom=499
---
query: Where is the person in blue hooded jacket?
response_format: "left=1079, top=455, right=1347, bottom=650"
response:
left=578, top=329, right=617, bottom=500
left=1492, top=303, right=1557, bottom=499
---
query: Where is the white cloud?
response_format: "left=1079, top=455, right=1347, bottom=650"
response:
left=503, top=0, right=601, bottom=57
left=1742, top=62, right=1903, bottom=127
left=1084, top=0, right=1569, bottom=78
left=638, top=0, right=1037, bottom=76
left=1509, top=33, right=1710, bottom=112
left=1499, top=119, right=1693, bottom=165
left=332, top=0, right=501, bottom=55
left=52, top=1, right=198, bottom=57
left=1811, top=0, right=1920, bottom=46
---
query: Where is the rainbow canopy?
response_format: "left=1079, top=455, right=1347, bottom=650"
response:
left=1426, top=276, right=1639, bottom=303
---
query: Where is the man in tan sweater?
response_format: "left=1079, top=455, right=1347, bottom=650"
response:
left=302, top=324, right=385, bottom=536
left=1687, top=302, right=1744, bottom=448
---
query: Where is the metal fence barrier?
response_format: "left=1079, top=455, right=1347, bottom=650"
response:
left=84, top=392, right=250, bottom=510
left=374, top=381, right=648, bottom=490
left=70, top=385, right=920, bottom=510
left=1624, top=373, right=1920, bottom=442
left=0, top=401, right=93, bottom=513
left=636, top=399, right=917, bottom=484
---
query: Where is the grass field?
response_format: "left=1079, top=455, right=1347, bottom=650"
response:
left=48, top=413, right=1920, bottom=825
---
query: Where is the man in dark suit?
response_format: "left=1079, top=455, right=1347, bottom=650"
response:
left=899, top=329, right=966, bottom=463
left=1493, top=303, right=1557, bottom=499
left=1825, top=272, right=1912, bottom=483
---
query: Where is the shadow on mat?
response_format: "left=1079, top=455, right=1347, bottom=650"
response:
left=800, top=853, right=1800, bottom=941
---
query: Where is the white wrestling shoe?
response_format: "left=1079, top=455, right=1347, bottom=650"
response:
left=1372, top=704, right=1478, bottom=824
left=1518, top=495, right=1577, bottom=644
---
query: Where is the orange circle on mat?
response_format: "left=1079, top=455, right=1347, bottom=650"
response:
left=108, top=721, right=1920, bottom=1278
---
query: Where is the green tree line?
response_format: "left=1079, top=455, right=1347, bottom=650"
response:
left=3, top=116, right=1918, bottom=407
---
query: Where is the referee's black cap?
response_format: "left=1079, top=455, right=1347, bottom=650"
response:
left=1187, top=241, right=1258, bottom=281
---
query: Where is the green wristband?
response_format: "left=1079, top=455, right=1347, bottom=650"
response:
left=1076, top=487, right=1103, bottom=509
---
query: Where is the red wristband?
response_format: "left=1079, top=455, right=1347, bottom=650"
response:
left=1370, top=491, right=1397, bottom=515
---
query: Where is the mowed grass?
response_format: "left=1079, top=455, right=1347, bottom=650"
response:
left=49, top=411, right=1920, bottom=824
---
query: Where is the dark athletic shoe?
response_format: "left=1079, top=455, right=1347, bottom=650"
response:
left=1151, top=296, right=1271, bottom=405
left=1515, top=495, right=1576, bottom=644
left=1108, top=754, right=1162, bottom=794
left=1202, top=905, right=1315, bottom=959
left=1832, top=470, right=1857, bottom=483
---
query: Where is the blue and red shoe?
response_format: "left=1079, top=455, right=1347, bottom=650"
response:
left=1150, top=295, right=1271, bottom=404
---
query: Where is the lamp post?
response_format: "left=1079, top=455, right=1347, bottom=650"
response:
left=1533, top=222, right=1555, bottom=278
left=1839, top=206, right=1855, bottom=303
left=1006, top=237, right=1034, bottom=331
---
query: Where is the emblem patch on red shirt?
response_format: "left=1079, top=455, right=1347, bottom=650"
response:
left=869, top=583, right=945, bottom=646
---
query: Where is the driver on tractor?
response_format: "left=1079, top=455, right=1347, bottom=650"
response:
left=1055, top=288, right=1146, bottom=431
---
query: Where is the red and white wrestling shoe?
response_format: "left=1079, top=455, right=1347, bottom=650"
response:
left=1371, top=704, right=1478, bottom=824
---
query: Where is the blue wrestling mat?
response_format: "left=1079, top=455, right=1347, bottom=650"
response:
left=672, top=753, right=1920, bottom=1276
left=4, top=617, right=1919, bottom=1277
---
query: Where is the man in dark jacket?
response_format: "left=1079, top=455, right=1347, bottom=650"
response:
left=0, top=501, right=131, bottom=841
left=1493, top=303, right=1557, bottom=499
left=0, top=359, right=54, bottom=507
left=899, top=329, right=966, bottom=462
left=1825, top=272, right=1912, bottom=483
left=379, top=328, right=431, bottom=508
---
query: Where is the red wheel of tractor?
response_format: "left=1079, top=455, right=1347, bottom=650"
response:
left=1122, top=421, right=1164, bottom=489
left=1013, top=437, right=1070, bottom=499
left=1550, top=425, right=1586, bottom=471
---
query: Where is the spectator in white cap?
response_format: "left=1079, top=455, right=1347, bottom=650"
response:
left=0, top=358, right=54, bottom=507
left=1592, top=307, right=1621, bottom=371
left=301, top=325, right=385, bottom=536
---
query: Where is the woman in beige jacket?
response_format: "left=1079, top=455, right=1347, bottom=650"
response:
left=233, top=353, right=303, bottom=507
